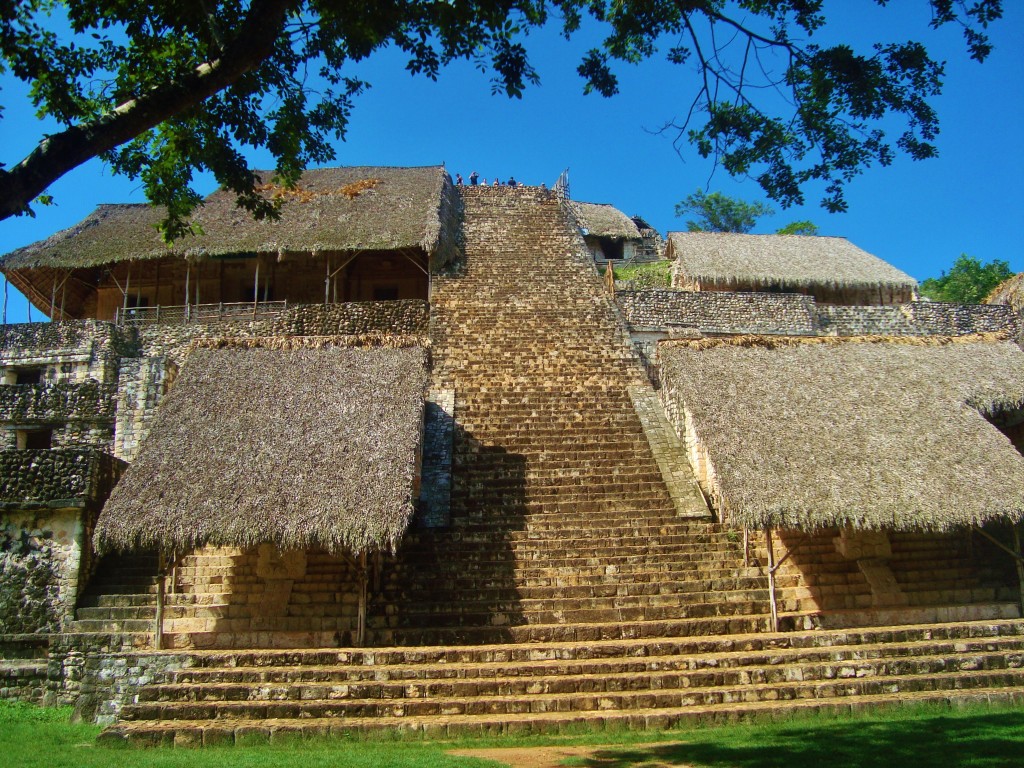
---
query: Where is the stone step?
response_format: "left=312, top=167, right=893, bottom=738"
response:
left=136, top=647, right=1024, bottom=707
left=100, top=687, right=1024, bottom=745
left=120, top=667, right=1024, bottom=723
left=364, top=614, right=773, bottom=645
left=165, top=635, right=1024, bottom=687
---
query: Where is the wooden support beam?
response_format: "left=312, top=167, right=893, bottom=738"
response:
left=184, top=263, right=191, bottom=321
left=1014, top=525, right=1024, bottom=618
left=766, top=528, right=779, bottom=633
left=253, top=260, right=260, bottom=318
left=155, top=552, right=166, bottom=651
left=357, top=551, right=368, bottom=647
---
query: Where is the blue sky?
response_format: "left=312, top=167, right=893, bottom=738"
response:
left=1, top=3, right=1022, bottom=323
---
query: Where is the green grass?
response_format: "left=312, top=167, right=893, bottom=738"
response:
left=2, top=700, right=1023, bottom=767
left=604, top=261, right=672, bottom=289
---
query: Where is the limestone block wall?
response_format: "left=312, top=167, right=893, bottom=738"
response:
left=419, top=390, right=454, bottom=528
left=818, top=302, right=1019, bottom=337
left=113, top=358, right=177, bottom=463
left=45, top=634, right=188, bottom=717
left=138, top=300, right=429, bottom=365
left=0, top=381, right=117, bottom=453
left=0, top=508, right=88, bottom=634
left=0, top=449, right=113, bottom=505
left=0, top=320, right=136, bottom=385
left=432, top=174, right=463, bottom=272
left=618, top=289, right=818, bottom=336
left=619, top=290, right=1020, bottom=340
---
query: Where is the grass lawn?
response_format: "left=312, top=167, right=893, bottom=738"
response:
left=3, top=700, right=1023, bottom=768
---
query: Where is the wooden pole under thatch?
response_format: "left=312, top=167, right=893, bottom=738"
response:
left=155, top=552, right=166, bottom=651
left=253, top=260, right=260, bottom=318
left=766, top=528, right=779, bottom=633
left=357, top=551, right=368, bottom=647
left=1015, top=525, right=1024, bottom=618
left=605, top=263, right=615, bottom=295
left=184, top=263, right=191, bottom=321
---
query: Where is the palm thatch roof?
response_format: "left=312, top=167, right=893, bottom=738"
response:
left=571, top=202, right=642, bottom=240
left=986, top=273, right=1024, bottom=314
left=1, top=166, right=449, bottom=270
left=659, top=334, right=1024, bottom=531
left=667, top=232, right=916, bottom=292
left=95, top=343, right=427, bottom=555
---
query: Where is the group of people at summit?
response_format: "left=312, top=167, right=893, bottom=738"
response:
left=455, top=171, right=519, bottom=188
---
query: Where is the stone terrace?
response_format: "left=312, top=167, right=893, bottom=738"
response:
left=98, top=186, right=1024, bottom=744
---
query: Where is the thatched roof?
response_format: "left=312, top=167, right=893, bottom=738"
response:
left=986, top=273, right=1024, bottom=313
left=571, top=202, right=642, bottom=240
left=1, top=166, right=448, bottom=270
left=95, top=343, right=427, bottom=555
left=659, top=334, right=1024, bottom=531
left=667, top=232, right=917, bottom=292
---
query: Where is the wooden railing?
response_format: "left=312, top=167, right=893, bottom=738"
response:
left=115, top=300, right=288, bottom=326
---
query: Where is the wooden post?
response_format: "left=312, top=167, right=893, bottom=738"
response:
left=325, top=257, right=331, bottom=305
left=1014, top=525, right=1024, bottom=618
left=155, top=552, right=166, bottom=651
left=357, top=551, right=368, bottom=647
left=123, top=267, right=131, bottom=312
left=3, top=274, right=8, bottom=325
left=184, top=263, right=191, bottom=321
left=253, top=260, right=260, bottom=318
left=766, top=528, right=779, bottom=633
left=50, top=278, right=57, bottom=320
left=605, top=263, right=615, bottom=295
left=59, top=275, right=67, bottom=321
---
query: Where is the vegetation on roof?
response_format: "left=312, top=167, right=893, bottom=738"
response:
left=660, top=334, right=1024, bottom=531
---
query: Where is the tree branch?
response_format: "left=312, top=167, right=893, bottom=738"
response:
left=0, top=0, right=294, bottom=222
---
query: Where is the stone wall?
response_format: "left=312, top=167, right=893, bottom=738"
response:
left=0, top=449, right=122, bottom=506
left=0, top=508, right=88, bottom=634
left=619, top=289, right=1020, bottom=340
left=818, top=302, right=1020, bottom=337
left=0, top=635, right=49, bottom=703
left=419, top=390, right=454, bottom=528
left=618, top=289, right=818, bottom=336
left=46, top=634, right=188, bottom=720
left=0, top=320, right=136, bottom=385
left=113, top=358, right=176, bottom=463
left=433, top=175, right=463, bottom=272
left=139, top=300, right=429, bottom=364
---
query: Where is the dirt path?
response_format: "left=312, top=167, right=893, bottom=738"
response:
left=448, top=742, right=694, bottom=768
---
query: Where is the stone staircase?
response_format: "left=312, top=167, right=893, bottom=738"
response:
left=93, top=186, right=1024, bottom=741
left=100, top=619, right=1024, bottom=744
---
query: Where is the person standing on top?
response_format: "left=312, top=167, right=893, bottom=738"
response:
left=469, top=171, right=479, bottom=186
left=507, top=176, right=518, bottom=188
left=455, top=173, right=464, bottom=186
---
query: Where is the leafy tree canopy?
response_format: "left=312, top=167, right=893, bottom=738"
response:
left=676, top=189, right=773, bottom=233
left=676, top=190, right=818, bottom=235
left=0, top=0, right=1004, bottom=239
left=776, top=220, right=820, bottom=236
left=918, top=254, right=1014, bottom=304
